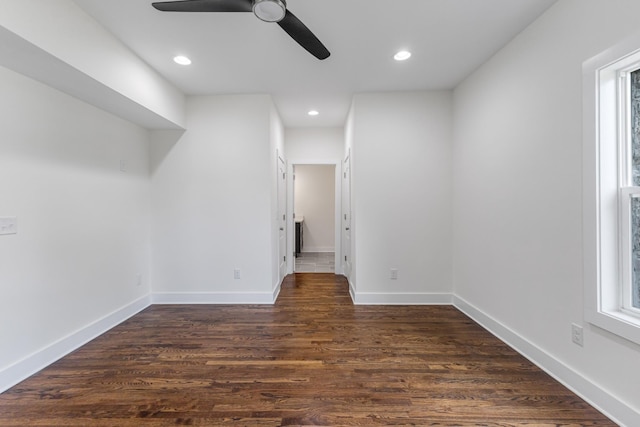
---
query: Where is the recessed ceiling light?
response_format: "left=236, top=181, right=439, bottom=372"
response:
left=394, top=50, right=412, bottom=61
left=308, top=110, right=319, bottom=116
left=173, top=55, right=192, bottom=65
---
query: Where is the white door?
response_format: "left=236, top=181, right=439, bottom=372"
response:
left=277, top=152, right=287, bottom=281
left=342, top=152, right=352, bottom=278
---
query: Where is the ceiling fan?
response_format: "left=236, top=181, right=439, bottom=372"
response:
left=151, top=0, right=330, bottom=60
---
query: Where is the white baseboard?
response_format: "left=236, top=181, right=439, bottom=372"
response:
left=0, top=294, right=151, bottom=394
left=353, top=291, right=453, bottom=305
left=301, top=247, right=334, bottom=253
left=348, top=278, right=356, bottom=303
left=453, top=295, right=638, bottom=427
left=272, top=278, right=282, bottom=302
left=152, top=291, right=275, bottom=304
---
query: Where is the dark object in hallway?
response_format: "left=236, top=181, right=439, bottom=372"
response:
left=295, top=217, right=303, bottom=256
left=0, top=274, right=615, bottom=426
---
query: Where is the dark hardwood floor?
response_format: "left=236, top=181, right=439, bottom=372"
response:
left=0, top=274, right=615, bottom=426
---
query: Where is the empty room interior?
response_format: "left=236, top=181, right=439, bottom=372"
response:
left=1, top=0, right=640, bottom=425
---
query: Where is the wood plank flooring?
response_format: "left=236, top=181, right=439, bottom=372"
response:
left=0, top=274, right=616, bottom=426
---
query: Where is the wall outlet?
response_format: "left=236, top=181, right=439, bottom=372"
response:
left=390, top=268, right=398, bottom=280
left=119, top=159, right=128, bottom=172
left=234, top=269, right=241, bottom=280
left=571, top=323, right=584, bottom=347
left=136, top=274, right=142, bottom=287
left=0, top=217, right=17, bottom=235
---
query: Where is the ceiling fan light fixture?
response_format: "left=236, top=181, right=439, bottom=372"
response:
left=253, top=0, right=287, bottom=22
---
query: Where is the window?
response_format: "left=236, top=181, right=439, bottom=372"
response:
left=622, top=68, right=640, bottom=315
left=583, top=35, right=640, bottom=345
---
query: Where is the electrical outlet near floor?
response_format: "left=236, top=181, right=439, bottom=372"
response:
left=571, top=323, right=584, bottom=347
left=234, top=269, right=241, bottom=280
left=390, top=268, right=398, bottom=280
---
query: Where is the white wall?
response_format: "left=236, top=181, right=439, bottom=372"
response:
left=294, top=165, right=336, bottom=252
left=0, top=66, right=151, bottom=390
left=285, top=127, right=344, bottom=161
left=150, top=94, right=280, bottom=303
left=452, top=0, right=640, bottom=424
left=350, top=91, right=453, bottom=303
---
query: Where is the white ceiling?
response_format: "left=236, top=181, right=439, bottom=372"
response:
left=74, top=0, right=557, bottom=128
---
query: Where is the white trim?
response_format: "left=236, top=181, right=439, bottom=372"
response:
left=276, top=149, right=288, bottom=285
left=152, top=291, right=275, bottom=305
left=353, top=292, right=452, bottom=305
left=453, top=296, right=637, bottom=427
left=348, top=279, right=356, bottom=303
left=583, top=32, right=640, bottom=346
left=0, top=294, right=151, bottom=394
left=272, top=280, right=282, bottom=302
left=300, top=247, right=335, bottom=253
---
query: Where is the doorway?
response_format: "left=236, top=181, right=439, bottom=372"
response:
left=287, top=161, right=341, bottom=275
left=293, top=164, right=335, bottom=272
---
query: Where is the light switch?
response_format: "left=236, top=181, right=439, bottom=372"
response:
left=0, top=217, right=17, bottom=235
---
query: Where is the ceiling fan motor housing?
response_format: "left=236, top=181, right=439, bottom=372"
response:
left=253, top=0, right=287, bottom=22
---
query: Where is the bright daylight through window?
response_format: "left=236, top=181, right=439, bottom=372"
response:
left=624, top=69, right=640, bottom=312
left=583, top=37, right=640, bottom=346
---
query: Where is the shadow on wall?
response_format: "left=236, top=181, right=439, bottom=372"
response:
left=149, top=129, right=185, bottom=175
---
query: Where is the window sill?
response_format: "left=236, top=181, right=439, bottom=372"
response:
left=586, top=308, right=640, bottom=346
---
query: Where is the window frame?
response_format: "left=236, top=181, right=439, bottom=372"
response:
left=619, top=63, right=640, bottom=316
left=583, top=34, right=640, bottom=346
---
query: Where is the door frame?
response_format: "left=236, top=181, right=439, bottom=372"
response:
left=286, top=159, right=342, bottom=275
left=342, top=150, right=351, bottom=280
left=276, top=150, right=287, bottom=283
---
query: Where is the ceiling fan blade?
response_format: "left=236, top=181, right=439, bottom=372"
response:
left=152, top=0, right=253, bottom=13
left=277, top=9, right=330, bottom=60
